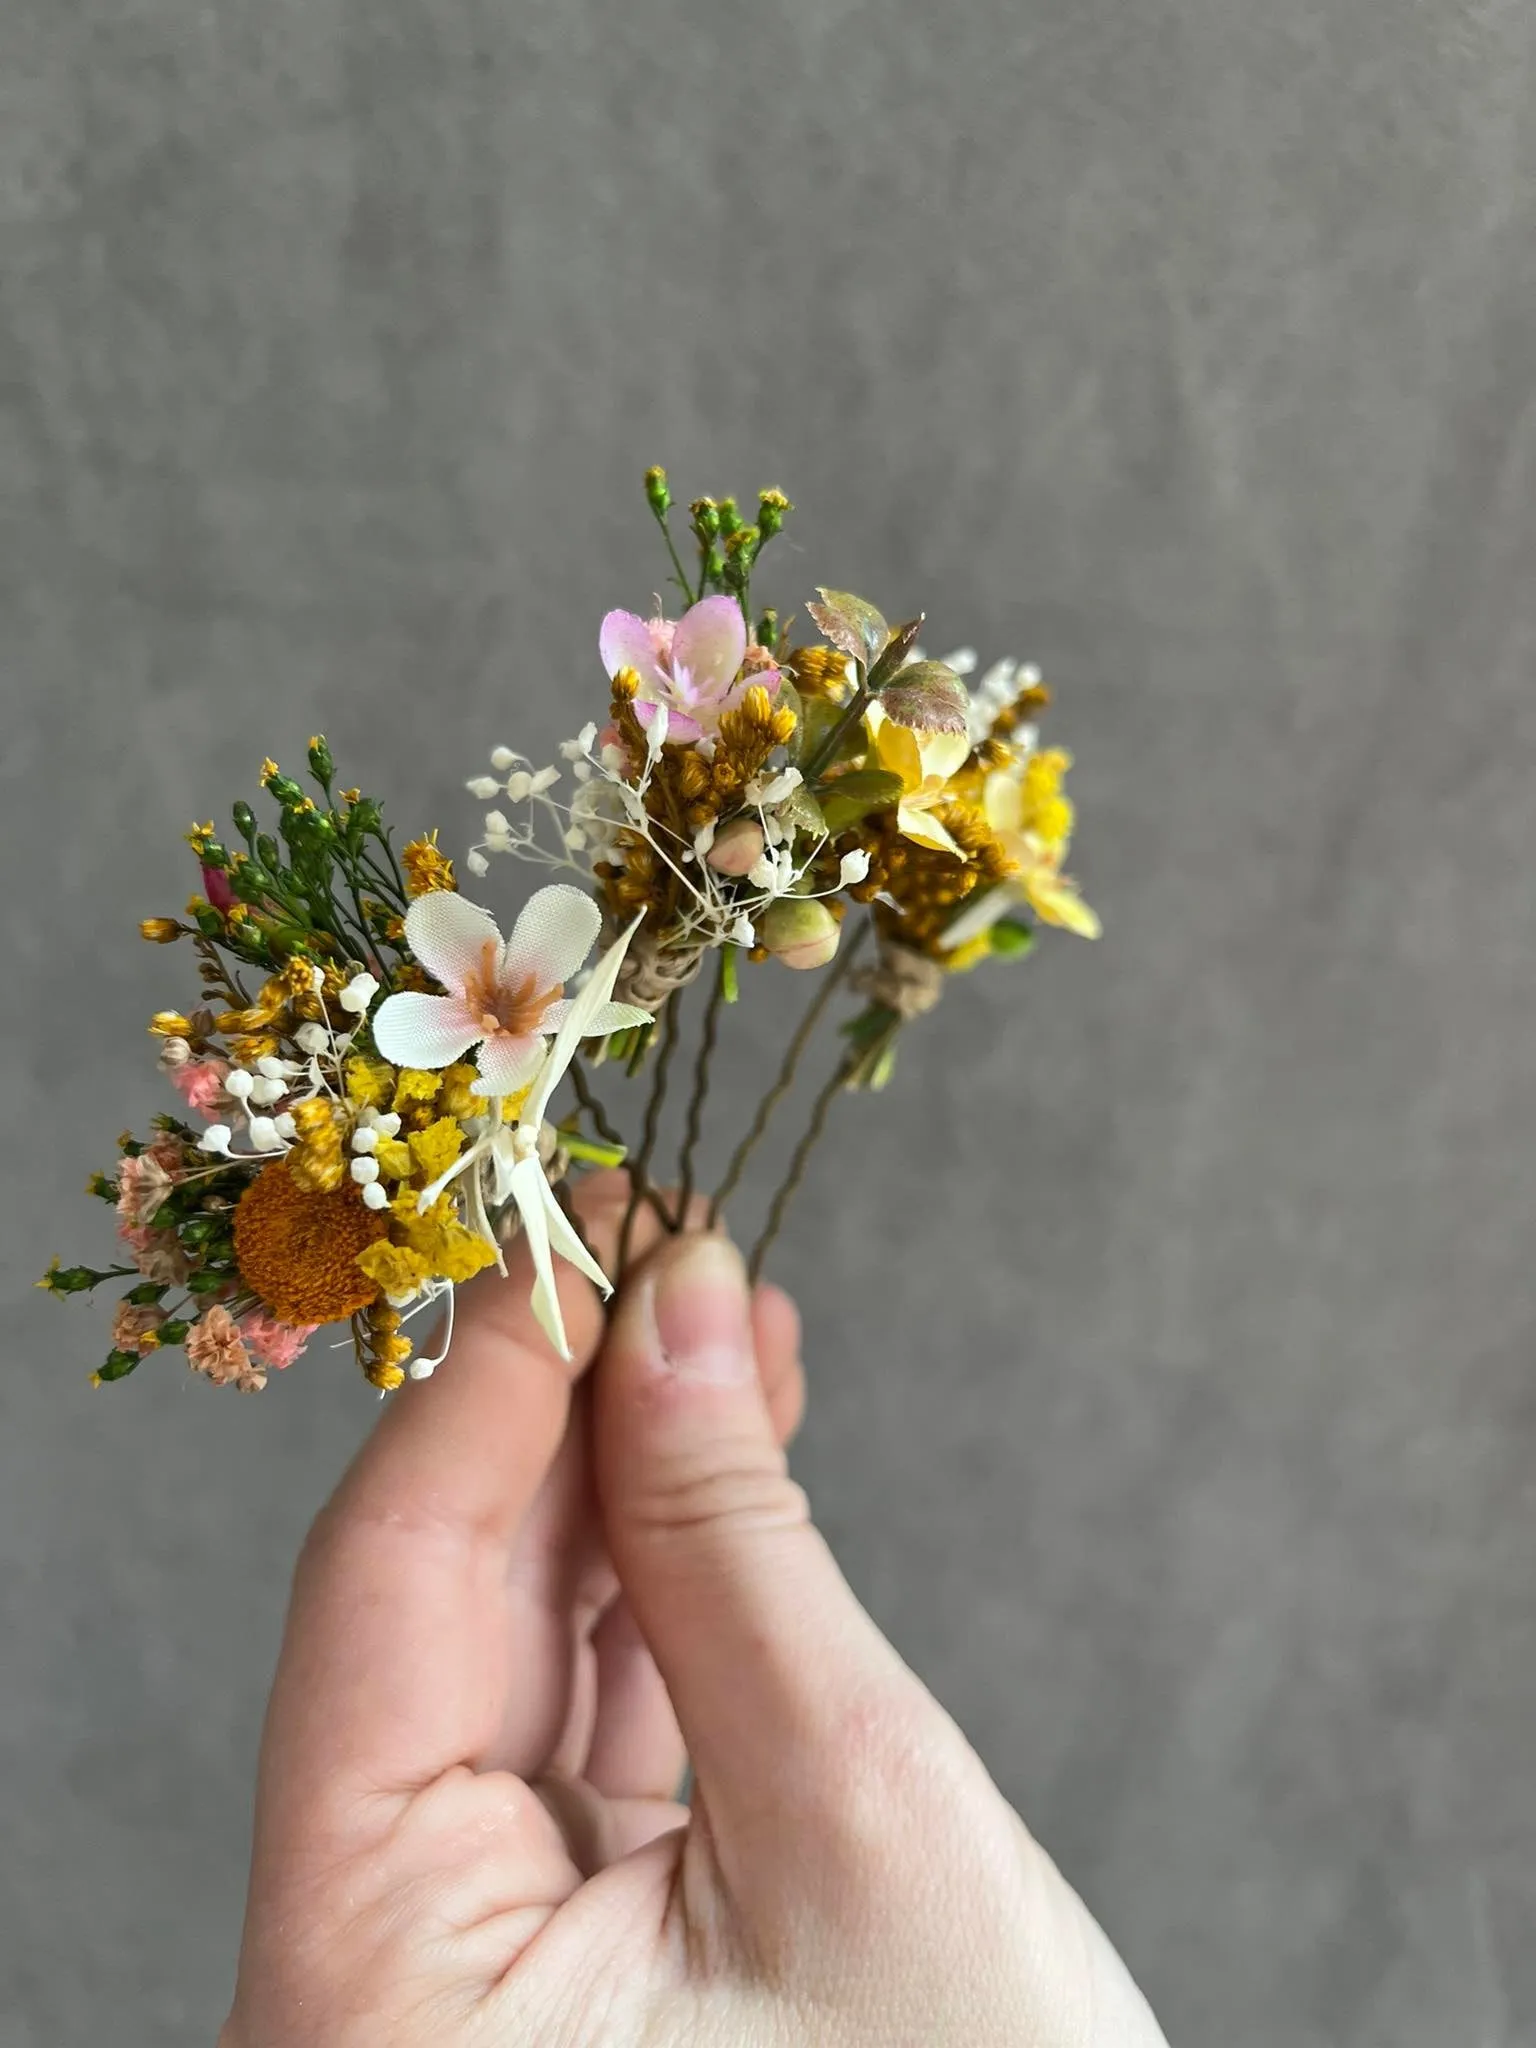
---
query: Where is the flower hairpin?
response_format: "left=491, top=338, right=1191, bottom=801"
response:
left=44, top=469, right=1098, bottom=1391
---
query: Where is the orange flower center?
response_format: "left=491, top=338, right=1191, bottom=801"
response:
left=463, top=938, right=562, bottom=1040
left=233, top=1157, right=389, bottom=1326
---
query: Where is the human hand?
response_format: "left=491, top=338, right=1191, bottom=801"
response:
left=222, top=1173, right=1166, bottom=2047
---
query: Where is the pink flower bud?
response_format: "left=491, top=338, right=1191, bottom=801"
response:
left=201, top=863, right=234, bottom=912
left=706, top=817, right=767, bottom=877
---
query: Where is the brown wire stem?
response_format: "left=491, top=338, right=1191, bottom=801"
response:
left=674, top=951, right=729, bottom=1230
left=706, top=921, right=866, bottom=1229
left=569, top=1055, right=625, bottom=1150
left=746, top=1045, right=855, bottom=1283
left=570, top=1054, right=672, bottom=1231
left=619, top=989, right=683, bottom=1270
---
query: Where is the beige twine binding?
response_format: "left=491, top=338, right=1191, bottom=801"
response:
left=852, top=938, right=946, bottom=1020
left=613, top=928, right=706, bottom=1013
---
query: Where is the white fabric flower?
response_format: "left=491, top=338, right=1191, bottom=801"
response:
left=409, top=911, right=648, bottom=1361
left=373, top=886, right=649, bottom=1099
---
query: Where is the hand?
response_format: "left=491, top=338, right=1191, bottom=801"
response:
left=223, top=1172, right=1166, bottom=2047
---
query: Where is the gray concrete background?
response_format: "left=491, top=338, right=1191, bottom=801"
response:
left=4, top=2, right=1536, bottom=2042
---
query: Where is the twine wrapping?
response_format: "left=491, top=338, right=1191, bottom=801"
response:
left=613, top=929, right=706, bottom=1013
left=852, top=939, right=946, bottom=1020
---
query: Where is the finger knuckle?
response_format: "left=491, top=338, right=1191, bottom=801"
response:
left=627, top=1438, right=808, bottom=1542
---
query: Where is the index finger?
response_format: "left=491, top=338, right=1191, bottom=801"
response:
left=254, top=1172, right=637, bottom=1841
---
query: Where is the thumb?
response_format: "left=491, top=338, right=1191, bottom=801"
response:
left=593, top=1232, right=909, bottom=1838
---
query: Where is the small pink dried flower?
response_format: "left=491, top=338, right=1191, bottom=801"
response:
left=186, top=1305, right=266, bottom=1392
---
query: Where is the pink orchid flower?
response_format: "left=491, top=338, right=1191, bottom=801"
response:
left=372, top=885, right=649, bottom=1099
left=598, top=594, right=778, bottom=742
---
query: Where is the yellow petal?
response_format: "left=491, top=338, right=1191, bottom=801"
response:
left=871, top=712, right=922, bottom=793
left=918, top=727, right=972, bottom=783
left=897, top=800, right=964, bottom=857
left=983, top=767, right=1024, bottom=836
left=1025, top=872, right=1101, bottom=938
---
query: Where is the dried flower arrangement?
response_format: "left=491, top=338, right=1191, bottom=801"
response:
left=43, top=470, right=1097, bottom=1389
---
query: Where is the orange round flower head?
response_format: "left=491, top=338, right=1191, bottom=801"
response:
left=233, top=1158, right=388, bottom=1326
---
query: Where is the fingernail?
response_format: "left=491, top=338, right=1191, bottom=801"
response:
left=649, top=1235, right=754, bottom=1383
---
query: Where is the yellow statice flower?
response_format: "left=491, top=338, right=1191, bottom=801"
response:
left=373, top=1136, right=414, bottom=1182
left=355, top=1240, right=432, bottom=1299
left=1017, top=749, right=1076, bottom=851
left=393, top=1195, right=499, bottom=1285
left=864, top=701, right=973, bottom=856
left=392, top=1067, right=442, bottom=1115
left=345, top=1056, right=396, bottom=1111
left=437, top=1063, right=482, bottom=1122
left=408, top=1117, right=464, bottom=1186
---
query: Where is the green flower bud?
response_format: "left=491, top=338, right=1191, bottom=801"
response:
left=644, top=465, right=671, bottom=516
left=232, top=799, right=257, bottom=839
left=157, top=1319, right=192, bottom=1347
left=990, top=919, right=1035, bottom=958
left=756, top=608, right=780, bottom=653
left=722, top=534, right=760, bottom=598
left=690, top=496, right=721, bottom=540
left=185, top=1269, right=228, bottom=1296
left=716, top=496, right=742, bottom=538
left=126, top=1281, right=167, bottom=1306
left=758, top=897, right=841, bottom=971
left=39, top=1262, right=106, bottom=1297
left=306, top=734, right=335, bottom=783
left=757, top=488, right=791, bottom=538
left=96, top=1349, right=142, bottom=1383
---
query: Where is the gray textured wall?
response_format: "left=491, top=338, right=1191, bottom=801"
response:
left=5, top=3, right=1536, bottom=2044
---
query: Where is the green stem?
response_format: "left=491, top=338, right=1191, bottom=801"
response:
left=803, top=677, right=871, bottom=782
left=706, top=921, right=866, bottom=1228
left=653, top=505, right=697, bottom=606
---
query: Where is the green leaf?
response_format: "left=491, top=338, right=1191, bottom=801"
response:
left=878, top=661, right=969, bottom=734
left=818, top=769, right=905, bottom=835
left=807, top=589, right=889, bottom=668
left=779, top=785, right=829, bottom=838
left=867, top=615, right=925, bottom=690
left=839, top=1004, right=903, bottom=1091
